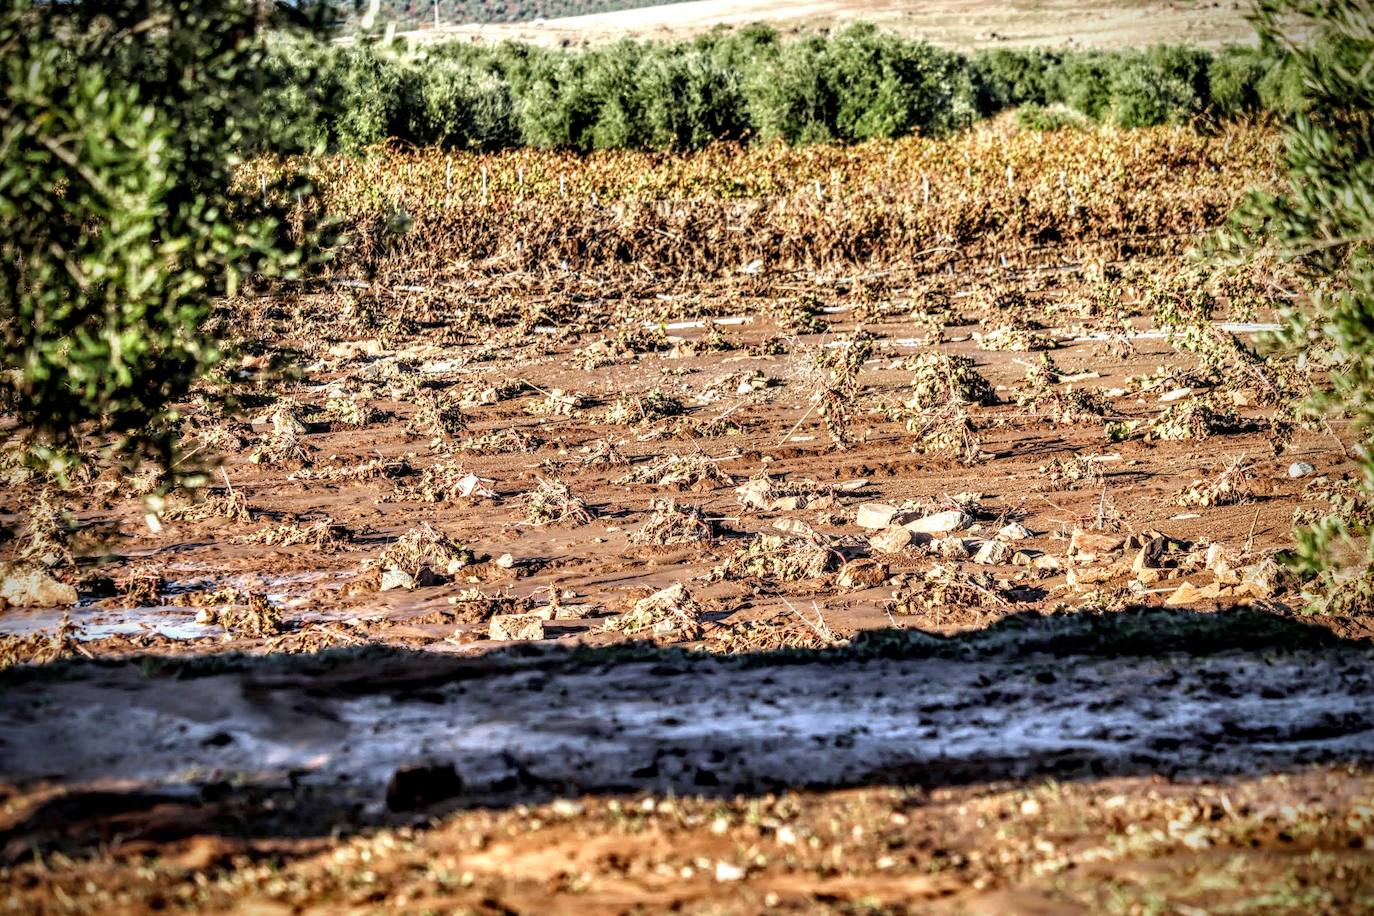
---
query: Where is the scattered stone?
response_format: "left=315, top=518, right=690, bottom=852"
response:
left=855, top=503, right=904, bottom=530
left=379, top=567, right=416, bottom=592
left=997, top=523, right=1032, bottom=541
left=1067, top=565, right=1115, bottom=587
left=1136, top=568, right=1164, bottom=585
left=1070, top=529, right=1125, bottom=555
left=1241, top=558, right=1289, bottom=598
left=1131, top=536, right=1168, bottom=574
left=1159, top=386, right=1194, bottom=403
left=904, top=510, right=973, bottom=535
left=838, top=559, right=888, bottom=589
left=1029, top=552, right=1059, bottom=570
left=495, top=553, right=516, bottom=569
left=489, top=614, right=546, bottom=641
left=1288, top=462, right=1316, bottom=479
left=1165, top=581, right=1204, bottom=606
left=0, top=562, right=78, bottom=608
left=868, top=525, right=914, bottom=554
left=974, top=540, right=1011, bottom=565
left=385, top=762, right=463, bottom=811
left=936, top=537, right=970, bottom=560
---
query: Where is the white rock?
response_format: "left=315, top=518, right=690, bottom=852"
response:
left=489, top=614, right=545, bottom=641
left=1288, top=462, right=1316, bottom=479
left=868, top=525, right=913, bottom=554
left=903, top=510, right=973, bottom=535
left=714, top=861, right=746, bottom=882
left=974, top=540, right=1011, bottom=564
left=997, top=523, right=1032, bottom=541
left=855, top=503, right=903, bottom=530
left=379, top=567, right=416, bottom=591
left=0, top=563, right=78, bottom=608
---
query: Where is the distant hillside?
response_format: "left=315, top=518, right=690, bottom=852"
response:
left=349, top=0, right=695, bottom=27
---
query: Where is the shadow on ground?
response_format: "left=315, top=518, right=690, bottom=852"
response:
left=2, top=605, right=1371, bottom=863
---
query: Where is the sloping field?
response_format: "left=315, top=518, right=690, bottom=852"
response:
left=396, top=0, right=1256, bottom=49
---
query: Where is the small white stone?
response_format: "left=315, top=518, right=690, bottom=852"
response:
left=1288, top=462, right=1316, bottom=479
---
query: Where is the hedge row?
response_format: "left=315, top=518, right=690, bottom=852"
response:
left=263, top=23, right=1309, bottom=152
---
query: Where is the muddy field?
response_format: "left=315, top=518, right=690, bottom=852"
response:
left=2, top=122, right=1373, bottom=911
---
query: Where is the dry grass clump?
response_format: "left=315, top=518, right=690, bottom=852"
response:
left=1038, top=454, right=1105, bottom=490
left=522, top=477, right=596, bottom=526
left=1150, top=397, right=1245, bottom=441
left=601, top=583, right=703, bottom=641
left=579, top=438, right=629, bottom=468
left=713, top=533, right=835, bottom=582
left=377, top=522, right=475, bottom=576
left=976, top=324, right=1057, bottom=351
left=772, top=295, right=828, bottom=334
left=574, top=327, right=668, bottom=369
left=905, top=353, right=996, bottom=410
left=734, top=473, right=836, bottom=512
left=616, top=453, right=734, bottom=490
left=447, top=589, right=538, bottom=625
left=322, top=395, right=391, bottom=428
left=809, top=330, right=875, bottom=449
left=292, top=456, right=416, bottom=483
left=19, top=493, right=74, bottom=570
left=1176, top=457, right=1254, bottom=508
left=631, top=498, right=718, bottom=546
left=384, top=464, right=497, bottom=503
left=458, top=428, right=543, bottom=455
left=668, top=322, right=738, bottom=358
left=163, top=486, right=254, bottom=523
left=406, top=394, right=467, bottom=450
left=249, top=402, right=315, bottom=467
left=908, top=406, right=986, bottom=465
left=526, top=388, right=583, bottom=417
left=195, top=593, right=286, bottom=638
left=605, top=390, right=684, bottom=426
left=241, top=517, right=352, bottom=551
left=707, top=608, right=844, bottom=653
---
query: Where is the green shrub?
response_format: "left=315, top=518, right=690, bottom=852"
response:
left=1016, top=104, right=1089, bottom=131
left=1208, top=46, right=1268, bottom=116
left=0, top=0, right=320, bottom=481
left=1215, top=0, right=1374, bottom=614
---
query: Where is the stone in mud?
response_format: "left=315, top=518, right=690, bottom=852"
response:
left=495, top=553, right=516, bottom=569
left=385, top=762, right=464, bottom=811
left=1070, top=529, right=1125, bottom=556
left=734, top=478, right=773, bottom=511
left=1288, top=462, right=1316, bottom=479
left=855, top=503, right=904, bottom=530
left=903, top=510, right=973, bottom=535
left=379, top=567, right=416, bottom=592
left=489, top=614, right=545, bottom=641
left=868, top=525, right=913, bottom=554
left=837, top=559, right=887, bottom=589
left=0, top=562, right=78, bottom=608
left=974, top=540, right=1010, bottom=565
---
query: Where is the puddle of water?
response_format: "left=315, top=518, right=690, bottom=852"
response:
left=0, top=606, right=211, bottom=641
